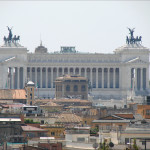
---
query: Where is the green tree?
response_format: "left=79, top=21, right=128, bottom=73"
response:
left=132, top=139, right=139, bottom=150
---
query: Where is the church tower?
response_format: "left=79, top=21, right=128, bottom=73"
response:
left=25, top=81, right=35, bottom=105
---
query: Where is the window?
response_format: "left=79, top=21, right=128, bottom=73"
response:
left=74, top=85, right=78, bottom=92
left=81, top=85, right=86, bottom=91
left=30, top=88, right=32, bottom=91
left=51, top=132, right=55, bottom=136
left=106, top=125, right=111, bottom=130
left=118, top=125, right=122, bottom=130
left=125, top=138, right=129, bottom=144
left=60, top=86, right=62, bottom=91
left=30, top=93, right=32, bottom=99
left=41, top=120, right=44, bottom=124
left=66, top=85, right=70, bottom=91
left=142, top=141, right=146, bottom=145
left=146, top=110, right=150, bottom=115
left=77, top=137, right=85, bottom=142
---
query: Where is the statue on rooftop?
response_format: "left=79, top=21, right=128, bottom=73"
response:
left=128, top=28, right=135, bottom=38
left=7, top=26, right=13, bottom=42
left=3, top=26, right=20, bottom=44
left=126, top=28, right=142, bottom=44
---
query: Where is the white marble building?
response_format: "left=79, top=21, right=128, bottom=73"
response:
left=0, top=39, right=149, bottom=99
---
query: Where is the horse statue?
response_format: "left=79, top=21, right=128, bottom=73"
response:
left=3, top=36, right=9, bottom=43
left=134, top=36, right=142, bottom=44
left=12, top=35, right=20, bottom=43
left=12, top=35, right=16, bottom=43
left=16, top=36, right=20, bottom=42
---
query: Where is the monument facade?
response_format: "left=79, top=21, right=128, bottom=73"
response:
left=0, top=27, right=149, bottom=99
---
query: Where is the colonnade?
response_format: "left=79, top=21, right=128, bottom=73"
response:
left=26, top=67, right=120, bottom=89
left=131, top=68, right=147, bottom=91
left=7, top=66, right=148, bottom=91
left=7, top=67, right=24, bottom=89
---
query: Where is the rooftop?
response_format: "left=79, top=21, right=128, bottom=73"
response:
left=56, top=74, right=87, bottom=81
left=56, top=113, right=82, bottom=123
left=0, top=89, right=26, bottom=100
left=0, top=118, right=21, bottom=122
left=115, top=114, right=134, bottom=119
left=21, top=125, right=47, bottom=132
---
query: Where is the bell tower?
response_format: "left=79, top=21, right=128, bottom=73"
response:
left=25, top=81, right=35, bottom=105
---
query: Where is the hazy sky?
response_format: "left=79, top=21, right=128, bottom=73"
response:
left=0, top=1, right=150, bottom=53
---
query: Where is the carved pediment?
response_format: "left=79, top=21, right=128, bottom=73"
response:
left=125, top=57, right=147, bottom=64
left=1, top=56, right=23, bottom=64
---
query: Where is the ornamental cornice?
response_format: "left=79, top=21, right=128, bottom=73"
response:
left=26, top=63, right=122, bottom=68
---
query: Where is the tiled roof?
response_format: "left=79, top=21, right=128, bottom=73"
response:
left=115, top=114, right=134, bottom=119
left=40, top=102, right=61, bottom=107
left=0, top=89, right=26, bottom=100
left=1, top=103, right=24, bottom=108
left=21, top=125, right=47, bottom=132
left=54, top=99, right=90, bottom=103
left=56, top=113, right=82, bottom=123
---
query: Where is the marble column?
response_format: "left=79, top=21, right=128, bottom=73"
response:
left=22, top=67, right=27, bottom=88
left=135, top=68, right=137, bottom=90
left=140, top=68, right=143, bottom=90
left=51, top=67, right=53, bottom=88
left=113, top=68, right=115, bottom=88
left=11, top=67, right=14, bottom=89
left=96, top=68, right=98, bottom=88
left=62, top=67, right=64, bottom=75
left=79, top=68, right=81, bottom=76
left=35, top=67, right=37, bottom=87
left=85, top=68, right=87, bottom=78
left=46, top=67, right=48, bottom=88
left=107, top=68, right=110, bottom=88
left=40, top=67, right=42, bottom=88
left=102, top=68, right=104, bottom=88
left=17, top=67, right=20, bottom=89
left=30, top=67, right=32, bottom=81
left=68, top=67, right=70, bottom=75
left=56, top=68, right=59, bottom=77
left=146, top=67, right=149, bottom=89
left=90, top=68, right=92, bottom=88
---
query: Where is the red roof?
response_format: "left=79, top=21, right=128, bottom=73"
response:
left=115, top=114, right=134, bottom=119
left=0, top=89, right=26, bottom=100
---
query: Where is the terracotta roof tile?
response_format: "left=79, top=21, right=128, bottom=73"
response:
left=56, top=113, right=82, bottom=123
left=40, top=102, right=61, bottom=107
left=115, top=114, right=134, bottom=119
left=0, top=89, right=26, bottom=100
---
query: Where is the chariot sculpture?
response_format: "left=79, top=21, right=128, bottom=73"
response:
left=3, top=26, right=20, bottom=44
left=126, top=28, right=142, bottom=44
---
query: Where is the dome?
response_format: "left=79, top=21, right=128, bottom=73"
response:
left=35, top=41, right=47, bottom=54
left=27, top=81, right=35, bottom=86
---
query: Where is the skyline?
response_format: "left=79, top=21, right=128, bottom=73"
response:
left=0, top=1, right=150, bottom=53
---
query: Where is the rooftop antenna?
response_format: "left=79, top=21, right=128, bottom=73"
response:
left=40, top=33, right=42, bottom=46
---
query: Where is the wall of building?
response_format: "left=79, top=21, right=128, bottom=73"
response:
left=137, top=105, right=150, bottom=119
